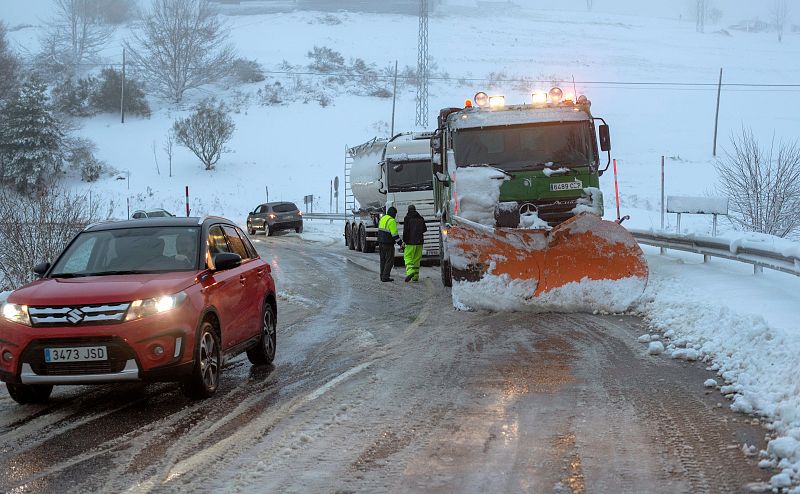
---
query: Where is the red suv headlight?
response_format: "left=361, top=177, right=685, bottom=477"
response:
left=125, top=291, right=188, bottom=321
left=1, top=303, right=31, bottom=326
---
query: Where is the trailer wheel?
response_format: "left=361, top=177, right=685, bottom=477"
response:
left=362, top=228, right=375, bottom=253
left=356, top=225, right=365, bottom=252
left=347, top=224, right=356, bottom=250
left=344, top=223, right=351, bottom=247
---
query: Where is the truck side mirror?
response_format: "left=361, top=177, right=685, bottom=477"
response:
left=599, top=124, right=611, bottom=152
left=431, top=135, right=442, bottom=154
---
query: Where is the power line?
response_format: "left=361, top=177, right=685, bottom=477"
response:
left=15, top=60, right=800, bottom=90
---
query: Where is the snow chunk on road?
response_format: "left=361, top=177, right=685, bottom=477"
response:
left=671, top=348, right=700, bottom=361
left=638, top=334, right=652, bottom=343
left=770, top=472, right=792, bottom=489
left=704, top=379, right=718, bottom=388
left=768, top=437, right=800, bottom=461
left=647, top=341, right=665, bottom=355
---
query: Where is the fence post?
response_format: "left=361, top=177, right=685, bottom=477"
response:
left=660, top=156, right=666, bottom=254
left=676, top=213, right=681, bottom=234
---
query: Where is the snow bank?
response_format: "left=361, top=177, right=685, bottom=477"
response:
left=637, top=254, right=800, bottom=489
left=453, top=166, right=508, bottom=226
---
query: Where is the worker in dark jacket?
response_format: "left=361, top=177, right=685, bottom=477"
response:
left=377, top=206, right=403, bottom=282
left=402, top=204, right=427, bottom=282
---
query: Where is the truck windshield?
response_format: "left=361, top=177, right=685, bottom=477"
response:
left=452, top=121, right=597, bottom=171
left=50, top=227, right=202, bottom=277
left=387, top=160, right=433, bottom=192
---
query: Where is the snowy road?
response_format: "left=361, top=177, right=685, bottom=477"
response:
left=0, top=233, right=771, bottom=493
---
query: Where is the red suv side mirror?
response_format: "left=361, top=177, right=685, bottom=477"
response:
left=213, top=253, right=241, bottom=271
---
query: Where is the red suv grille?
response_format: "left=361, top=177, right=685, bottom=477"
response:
left=28, top=303, right=130, bottom=327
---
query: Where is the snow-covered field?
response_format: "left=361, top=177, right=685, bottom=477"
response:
left=4, top=0, right=800, bottom=490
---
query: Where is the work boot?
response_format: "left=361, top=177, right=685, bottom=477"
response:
left=412, top=277, right=419, bottom=283
left=405, top=274, right=413, bottom=282
left=381, top=278, right=394, bottom=282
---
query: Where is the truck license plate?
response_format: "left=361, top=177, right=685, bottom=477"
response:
left=550, top=181, right=583, bottom=191
left=44, top=346, right=108, bottom=363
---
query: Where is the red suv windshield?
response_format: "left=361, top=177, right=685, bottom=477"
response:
left=50, top=227, right=201, bottom=277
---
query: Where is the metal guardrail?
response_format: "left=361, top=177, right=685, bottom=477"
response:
left=298, top=215, right=800, bottom=278
left=630, top=229, right=800, bottom=277
left=302, top=212, right=347, bottom=220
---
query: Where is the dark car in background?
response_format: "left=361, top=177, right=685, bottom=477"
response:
left=0, top=216, right=277, bottom=404
left=247, top=202, right=303, bottom=236
left=132, top=209, right=175, bottom=219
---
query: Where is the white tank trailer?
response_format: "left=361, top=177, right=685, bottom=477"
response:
left=345, top=132, right=440, bottom=261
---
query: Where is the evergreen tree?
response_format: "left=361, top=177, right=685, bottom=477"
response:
left=0, top=77, right=65, bottom=192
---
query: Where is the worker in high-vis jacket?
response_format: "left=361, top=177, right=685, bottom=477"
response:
left=377, top=206, right=403, bottom=282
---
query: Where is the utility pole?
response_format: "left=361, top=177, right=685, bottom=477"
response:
left=713, top=68, right=723, bottom=157
left=415, top=0, right=429, bottom=127
left=120, top=47, right=126, bottom=124
left=390, top=60, right=398, bottom=137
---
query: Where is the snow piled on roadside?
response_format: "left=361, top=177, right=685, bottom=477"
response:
left=636, top=252, right=800, bottom=491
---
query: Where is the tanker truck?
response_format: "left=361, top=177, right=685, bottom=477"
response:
left=344, top=132, right=439, bottom=261
left=432, top=89, right=648, bottom=312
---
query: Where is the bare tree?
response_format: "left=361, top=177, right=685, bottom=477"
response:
left=715, top=128, right=800, bottom=238
left=126, top=0, right=235, bottom=103
left=0, top=186, right=103, bottom=290
left=773, top=0, right=789, bottom=42
left=163, top=130, right=175, bottom=177
left=40, top=0, right=115, bottom=78
left=173, top=99, right=235, bottom=170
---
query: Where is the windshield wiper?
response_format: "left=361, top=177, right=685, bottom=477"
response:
left=50, top=272, right=92, bottom=278
left=79, top=270, right=153, bottom=277
left=536, top=163, right=580, bottom=175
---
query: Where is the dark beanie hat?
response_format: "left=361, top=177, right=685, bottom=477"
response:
left=407, top=204, right=416, bottom=212
left=387, top=206, right=398, bottom=217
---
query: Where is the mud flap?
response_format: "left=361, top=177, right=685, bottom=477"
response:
left=447, top=213, right=649, bottom=312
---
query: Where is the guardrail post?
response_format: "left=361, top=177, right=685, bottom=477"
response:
left=712, top=214, right=718, bottom=237
left=676, top=213, right=681, bottom=234
left=754, top=265, right=763, bottom=275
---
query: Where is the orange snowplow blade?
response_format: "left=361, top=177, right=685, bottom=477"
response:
left=447, top=213, right=649, bottom=312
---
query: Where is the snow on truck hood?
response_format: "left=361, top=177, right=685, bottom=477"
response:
left=7, top=272, right=199, bottom=307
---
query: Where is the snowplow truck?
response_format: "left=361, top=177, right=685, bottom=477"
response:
left=345, top=132, right=440, bottom=262
left=432, top=90, right=648, bottom=312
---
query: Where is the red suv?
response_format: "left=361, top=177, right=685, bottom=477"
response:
left=0, top=217, right=277, bottom=404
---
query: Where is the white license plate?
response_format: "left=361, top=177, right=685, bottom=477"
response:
left=423, top=250, right=436, bottom=256
left=44, top=346, right=108, bottom=363
left=550, top=181, right=583, bottom=191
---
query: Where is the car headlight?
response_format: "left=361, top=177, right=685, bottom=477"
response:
left=126, top=292, right=187, bottom=321
left=1, top=303, right=31, bottom=326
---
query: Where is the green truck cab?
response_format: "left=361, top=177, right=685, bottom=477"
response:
left=431, top=90, right=612, bottom=285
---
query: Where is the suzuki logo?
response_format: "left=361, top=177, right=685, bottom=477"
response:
left=66, top=308, right=85, bottom=324
left=523, top=178, right=532, bottom=187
